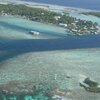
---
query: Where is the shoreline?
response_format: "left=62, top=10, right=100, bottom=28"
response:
left=1, top=0, right=100, bottom=13
left=0, top=3, right=100, bottom=36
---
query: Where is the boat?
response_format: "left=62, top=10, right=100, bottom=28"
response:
left=79, top=75, right=100, bottom=93
left=29, top=31, right=40, bottom=35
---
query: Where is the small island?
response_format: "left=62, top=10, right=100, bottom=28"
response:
left=0, top=4, right=100, bottom=36
left=79, top=76, right=100, bottom=93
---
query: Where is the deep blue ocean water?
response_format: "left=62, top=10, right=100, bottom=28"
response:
left=22, top=0, right=100, bottom=10
left=0, top=34, right=100, bottom=61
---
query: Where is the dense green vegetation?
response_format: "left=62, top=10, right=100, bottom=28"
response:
left=84, top=78, right=99, bottom=87
left=81, top=12, right=100, bottom=18
left=80, top=78, right=100, bottom=93
left=0, top=4, right=75, bottom=24
left=0, top=4, right=99, bottom=35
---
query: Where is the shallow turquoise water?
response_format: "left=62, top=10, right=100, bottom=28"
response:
left=0, top=15, right=100, bottom=100
left=0, top=48, right=100, bottom=100
left=0, top=15, right=68, bottom=40
left=70, top=13, right=100, bottom=25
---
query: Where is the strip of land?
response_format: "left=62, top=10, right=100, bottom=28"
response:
left=81, top=12, right=100, bottom=18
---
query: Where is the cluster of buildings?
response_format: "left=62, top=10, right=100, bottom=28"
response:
left=54, top=15, right=100, bottom=35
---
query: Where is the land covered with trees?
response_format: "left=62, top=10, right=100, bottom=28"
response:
left=0, top=4, right=100, bottom=35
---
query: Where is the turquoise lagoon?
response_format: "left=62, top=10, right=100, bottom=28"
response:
left=0, top=15, right=68, bottom=39
left=0, top=15, right=100, bottom=100
left=70, top=13, right=100, bottom=25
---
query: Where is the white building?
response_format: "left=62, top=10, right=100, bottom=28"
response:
left=59, top=23, right=68, bottom=27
